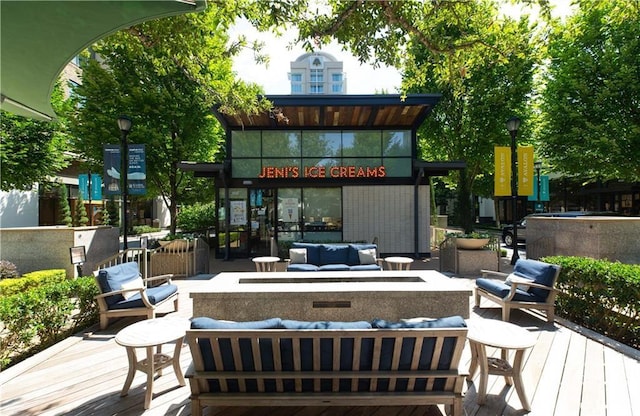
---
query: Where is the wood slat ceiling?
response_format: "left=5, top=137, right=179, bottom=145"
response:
left=215, top=94, right=441, bottom=130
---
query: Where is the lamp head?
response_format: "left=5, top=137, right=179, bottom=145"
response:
left=534, top=161, right=542, bottom=170
left=506, top=116, right=521, bottom=133
left=117, top=115, right=132, bottom=133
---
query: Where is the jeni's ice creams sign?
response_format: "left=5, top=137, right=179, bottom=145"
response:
left=258, top=165, right=386, bottom=179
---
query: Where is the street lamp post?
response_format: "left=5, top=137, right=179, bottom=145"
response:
left=506, top=116, right=521, bottom=265
left=534, top=161, right=542, bottom=213
left=117, top=115, right=132, bottom=250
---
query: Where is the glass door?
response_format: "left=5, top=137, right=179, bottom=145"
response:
left=249, top=189, right=276, bottom=256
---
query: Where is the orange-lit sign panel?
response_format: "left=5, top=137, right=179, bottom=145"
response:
left=258, top=165, right=386, bottom=179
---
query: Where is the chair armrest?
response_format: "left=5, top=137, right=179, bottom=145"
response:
left=511, top=280, right=560, bottom=292
left=146, top=273, right=174, bottom=284
left=480, top=269, right=509, bottom=279
left=94, top=287, right=143, bottom=299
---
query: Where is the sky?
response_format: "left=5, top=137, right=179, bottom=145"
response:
left=230, top=0, right=575, bottom=95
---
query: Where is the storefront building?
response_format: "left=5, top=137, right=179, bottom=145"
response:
left=180, top=94, right=464, bottom=259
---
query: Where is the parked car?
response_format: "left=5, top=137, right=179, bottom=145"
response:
left=501, top=211, right=621, bottom=247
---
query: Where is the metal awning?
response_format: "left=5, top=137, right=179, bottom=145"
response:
left=0, top=0, right=206, bottom=121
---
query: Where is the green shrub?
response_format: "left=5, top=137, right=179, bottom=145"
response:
left=0, top=269, right=66, bottom=297
left=542, top=256, right=640, bottom=349
left=131, top=225, right=160, bottom=235
left=0, top=275, right=98, bottom=369
left=177, top=202, right=216, bottom=232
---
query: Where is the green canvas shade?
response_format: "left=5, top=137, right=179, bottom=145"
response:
left=0, top=0, right=206, bottom=121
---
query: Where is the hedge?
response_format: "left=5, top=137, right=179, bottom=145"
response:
left=0, top=269, right=67, bottom=297
left=0, top=273, right=99, bottom=369
left=542, top=256, right=640, bottom=349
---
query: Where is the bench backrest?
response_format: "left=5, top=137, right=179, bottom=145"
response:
left=185, top=328, right=467, bottom=395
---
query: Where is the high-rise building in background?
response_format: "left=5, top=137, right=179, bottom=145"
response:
left=289, top=51, right=346, bottom=94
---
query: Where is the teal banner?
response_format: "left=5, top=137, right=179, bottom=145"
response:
left=128, top=144, right=146, bottom=195
left=528, top=175, right=550, bottom=202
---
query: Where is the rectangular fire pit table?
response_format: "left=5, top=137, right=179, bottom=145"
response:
left=190, top=270, right=472, bottom=321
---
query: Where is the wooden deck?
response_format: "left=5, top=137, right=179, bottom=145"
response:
left=1, top=261, right=639, bottom=416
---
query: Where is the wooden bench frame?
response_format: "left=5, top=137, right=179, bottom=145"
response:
left=185, top=328, right=468, bottom=416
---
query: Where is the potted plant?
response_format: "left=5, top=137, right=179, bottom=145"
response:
left=447, top=231, right=491, bottom=250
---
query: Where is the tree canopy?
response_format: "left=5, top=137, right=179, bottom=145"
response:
left=537, top=0, right=640, bottom=182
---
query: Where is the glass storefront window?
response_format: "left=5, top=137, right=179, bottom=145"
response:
left=383, top=131, right=411, bottom=156
left=232, top=159, right=262, bottom=178
left=302, top=131, right=341, bottom=157
left=263, top=131, right=301, bottom=157
left=342, top=131, right=381, bottom=157
left=277, top=189, right=302, bottom=241
left=232, top=131, right=260, bottom=157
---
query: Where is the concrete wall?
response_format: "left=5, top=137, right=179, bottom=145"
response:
left=0, top=226, right=119, bottom=278
left=526, top=217, right=640, bottom=264
left=0, top=188, right=39, bottom=228
left=343, top=185, right=429, bottom=256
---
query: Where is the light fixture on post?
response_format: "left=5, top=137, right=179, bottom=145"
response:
left=534, top=161, right=542, bottom=213
left=117, top=115, right=132, bottom=250
left=506, top=116, right=521, bottom=265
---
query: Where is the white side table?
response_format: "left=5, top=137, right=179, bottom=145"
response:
left=466, top=318, right=537, bottom=411
left=252, top=256, right=280, bottom=272
left=115, top=317, right=189, bottom=409
left=384, top=256, right=414, bottom=270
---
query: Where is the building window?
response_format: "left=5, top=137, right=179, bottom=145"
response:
left=310, top=84, right=324, bottom=94
left=290, top=73, right=303, bottom=94
left=291, top=84, right=303, bottom=93
left=310, top=70, right=323, bottom=83
left=331, top=83, right=343, bottom=93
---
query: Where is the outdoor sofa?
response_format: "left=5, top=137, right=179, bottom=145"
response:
left=185, top=315, right=468, bottom=416
left=286, top=242, right=382, bottom=272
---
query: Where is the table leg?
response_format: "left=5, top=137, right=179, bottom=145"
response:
left=512, top=349, right=530, bottom=411
left=476, top=343, right=489, bottom=405
left=467, top=341, right=479, bottom=381
left=173, top=338, right=186, bottom=386
left=144, top=345, right=155, bottom=409
left=120, top=347, right=137, bottom=397
left=501, top=348, right=513, bottom=385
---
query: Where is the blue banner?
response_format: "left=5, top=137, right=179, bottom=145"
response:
left=528, top=175, right=550, bottom=202
left=103, top=145, right=121, bottom=195
left=90, top=174, right=102, bottom=200
left=78, top=174, right=89, bottom=200
left=128, top=144, right=146, bottom=195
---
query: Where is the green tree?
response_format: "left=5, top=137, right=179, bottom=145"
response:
left=70, top=5, right=271, bottom=234
left=104, top=197, right=119, bottom=228
left=538, top=0, right=640, bottom=182
left=58, top=185, right=72, bottom=227
left=293, top=0, right=540, bottom=231
left=0, top=84, right=69, bottom=191
left=74, top=194, right=89, bottom=227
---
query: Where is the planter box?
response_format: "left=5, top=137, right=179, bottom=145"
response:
left=455, top=238, right=490, bottom=250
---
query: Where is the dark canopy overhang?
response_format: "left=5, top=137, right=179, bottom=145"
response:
left=213, top=94, right=442, bottom=130
left=0, top=0, right=206, bottom=121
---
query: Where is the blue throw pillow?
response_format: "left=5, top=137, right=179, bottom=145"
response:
left=190, top=317, right=283, bottom=329
left=292, top=243, right=322, bottom=265
left=371, top=315, right=467, bottom=329
left=319, top=244, right=350, bottom=265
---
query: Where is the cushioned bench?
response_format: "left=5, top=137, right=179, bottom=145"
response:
left=185, top=315, right=468, bottom=416
left=286, top=242, right=383, bottom=272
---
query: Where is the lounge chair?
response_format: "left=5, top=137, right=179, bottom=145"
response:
left=94, top=261, right=178, bottom=330
left=474, top=259, right=561, bottom=323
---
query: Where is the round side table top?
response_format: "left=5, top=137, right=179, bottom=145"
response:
left=466, top=319, right=537, bottom=350
left=384, top=256, right=414, bottom=264
left=115, top=317, right=189, bottom=348
left=252, top=256, right=280, bottom=263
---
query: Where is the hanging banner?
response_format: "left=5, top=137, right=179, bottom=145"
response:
left=529, top=175, right=551, bottom=202
left=494, top=146, right=511, bottom=196
left=517, top=146, right=534, bottom=196
left=79, top=173, right=103, bottom=201
left=90, top=174, right=102, bottom=200
left=78, top=174, right=89, bottom=200
left=103, top=145, right=121, bottom=195
left=127, top=144, right=146, bottom=195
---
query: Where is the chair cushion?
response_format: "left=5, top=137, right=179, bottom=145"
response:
left=348, top=244, right=377, bottom=265
left=287, top=263, right=319, bottom=272
left=371, top=315, right=467, bottom=329
left=281, top=320, right=372, bottom=329
left=96, top=262, right=141, bottom=307
left=190, top=317, right=283, bottom=329
left=289, top=248, right=307, bottom=264
left=292, top=243, right=321, bottom=265
left=109, top=283, right=178, bottom=310
left=319, top=244, right=349, bottom=265
left=318, top=264, right=351, bottom=271
left=513, top=259, right=559, bottom=299
left=476, top=278, right=545, bottom=302
left=349, top=264, right=383, bottom=271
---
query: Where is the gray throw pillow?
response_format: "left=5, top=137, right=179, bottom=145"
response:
left=358, top=248, right=376, bottom=265
left=289, top=248, right=307, bottom=264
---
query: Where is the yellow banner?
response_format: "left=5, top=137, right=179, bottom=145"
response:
left=494, top=146, right=511, bottom=196
left=518, top=146, right=534, bottom=196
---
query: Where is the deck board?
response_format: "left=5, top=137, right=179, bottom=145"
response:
left=1, top=263, right=639, bottom=416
